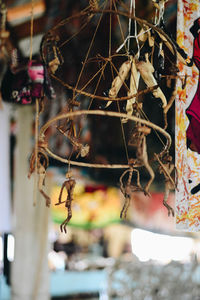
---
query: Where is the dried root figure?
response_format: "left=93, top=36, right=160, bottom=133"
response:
left=137, top=135, right=154, bottom=194
left=57, top=101, right=89, bottom=158
left=107, top=52, right=167, bottom=123
left=122, top=57, right=140, bottom=123
left=57, top=121, right=89, bottom=158
left=155, top=153, right=175, bottom=216
left=119, top=163, right=143, bottom=219
left=136, top=53, right=167, bottom=108
left=129, top=124, right=154, bottom=194
left=67, top=134, right=90, bottom=158
left=55, top=172, right=76, bottom=233
left=28, top=145, right=51, bottom=207
left=106, top=59, right=132, bottom=108
left=129, top=124, right=151, bottom=147
left=41, top=31, right=64, bottom=74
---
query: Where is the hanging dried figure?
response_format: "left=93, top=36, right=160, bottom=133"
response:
left=122, top=57, right=140, bottom=123
left=58, top=106, right=89, bottom=158
left=41, top=30, right=64, bottom=74
left=57, top=100, right=90, bottom=158
left=129, top=124, right=154, bottom=194
left=55, top=172, right=76, bottom=233
left=67, top=134, right=90, bottom=158
left=28, top=146, right=51, bottom=207
left=155, top=153, right=175, bottom=216
left=120, top=163, right=143, bottom=219
left=106, top=59, right=132, bottom=108
left=136, top=53, right=167, bottom=108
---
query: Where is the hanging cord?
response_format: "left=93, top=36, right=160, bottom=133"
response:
left=0, top=2, right=8, bottom=110
left=108, top=3, right=129, bottom=163
left=116, top=1, right=165, bottom=53
left=112, top=0, right=129, bottom=56
left=29, top=0, right=39, bottom=206
left=30, top=0, right=34, bottom=61
left=29, top=2, right=49, bottom=300
left=66, top=0, right=108, bottom=172
left=127, top=0, right=133, bottom=52
left=132, top=0, right=140, bottom=58
left=72, top=0, right=108, bottom=100
left=127, top=0, right=139, bottom=56
left=33, top=99, right=39, bottom=206
left=109, top=57, right=130, bottom=163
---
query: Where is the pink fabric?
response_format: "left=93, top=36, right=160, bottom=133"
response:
left=28, top=61, right=44, bottom=83
left=186, top=33, right=200, bottom=152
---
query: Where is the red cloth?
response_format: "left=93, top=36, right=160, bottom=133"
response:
left=186, top=33, right=200, bottom=153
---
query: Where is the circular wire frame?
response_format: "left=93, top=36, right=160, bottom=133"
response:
left=42, top=7, right=179, bottom=102
left=39, top=109, right=172, bottom=169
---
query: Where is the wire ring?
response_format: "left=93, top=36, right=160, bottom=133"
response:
left=41, top=7, right=179, bottom=102
left=39, top=109, right=171, bottom=169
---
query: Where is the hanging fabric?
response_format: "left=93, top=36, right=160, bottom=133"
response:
left=176, top=0, right=200, bottom=231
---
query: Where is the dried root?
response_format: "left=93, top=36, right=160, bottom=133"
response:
left=122, top=58, right=140, bottom=123
left=55, top=172, right=76, bottom=233
left=136, top=54, right=167, bottom=108
left=155, top=153, right=175, bottom=216
left=28, top=145, right=51, bottom=207
left=119, top=166, right=143, bottom=219
left=57, top=126, right=90, bottom=158
left=107, top=59, right=131, bottom=107
left=41, top=31, right=64, bottom=74
left=129, top=124, right=154, bottom=194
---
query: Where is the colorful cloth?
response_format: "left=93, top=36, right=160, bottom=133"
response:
left=186, top=25, right=200, bottom=153
left=176, top=0, right=200, bottom=231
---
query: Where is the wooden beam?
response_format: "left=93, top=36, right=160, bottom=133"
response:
left=7, top=0, right=46, bottom=22
left=12, top=15, right=47, bottom=40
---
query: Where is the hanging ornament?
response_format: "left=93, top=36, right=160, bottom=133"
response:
left=29, top=0, right=192, bottom=231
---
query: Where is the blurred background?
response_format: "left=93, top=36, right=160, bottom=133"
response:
left=1, top=1, right=200, bottom=300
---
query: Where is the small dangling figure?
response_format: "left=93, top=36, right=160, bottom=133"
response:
left=156, top=152, right=175, bottom=216
left=119, top=161, right=143, bottom=219
left=55, top=172, right=76, bottom=233
left=28, top=145, right=51, bottom=207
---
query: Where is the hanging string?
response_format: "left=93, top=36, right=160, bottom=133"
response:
left=109, top=1, right=129, bottom=163
left=116, top=1, right=166, bottom=53
left=109, top=0, right=112, bottom=57
left=33, top=99, right=39, bottom=206
left=132, top=0, right=140, bottom=57
left=109, top=56, right=130, bottom=163
left=29, top=0, right=39, bottom=206
left=127, top=0, right=133, bottom=52
left=112, top=0, right=129, bottom=56
left=66, top=0, right=108, bottom=172
left=72, top=0, right=108, bottom=100
left=30, top=0, right=34, bottom=61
